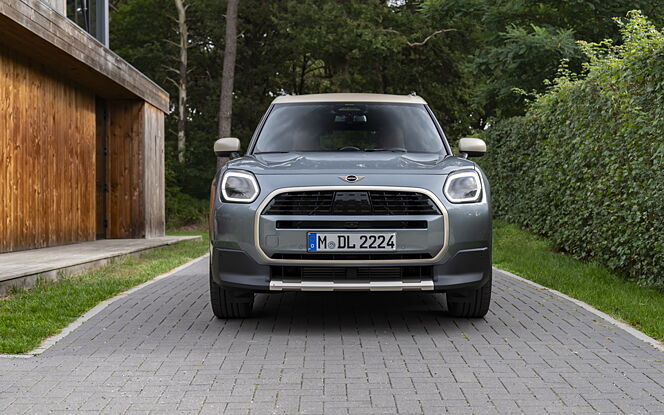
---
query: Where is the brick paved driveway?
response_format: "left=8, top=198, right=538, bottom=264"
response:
left=1, top=258, right=663, bottom=414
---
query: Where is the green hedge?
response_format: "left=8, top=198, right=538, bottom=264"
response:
left=165, top=186, right=208, bottom=229
left=481, top=12, right=664, bottom=287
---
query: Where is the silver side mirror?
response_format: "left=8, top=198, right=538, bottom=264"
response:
left=214, top=137, right=241, bottom=157
left=458, top=137, right=486, bottom=158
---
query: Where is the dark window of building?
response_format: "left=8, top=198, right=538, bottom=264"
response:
left=66, top=0, right=108, bottom=46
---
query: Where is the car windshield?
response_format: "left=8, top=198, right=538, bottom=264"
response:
left=253, top=103, right=445, bottom=154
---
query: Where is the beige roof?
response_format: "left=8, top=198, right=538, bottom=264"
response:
left=272, top=93, right=427, bottom=105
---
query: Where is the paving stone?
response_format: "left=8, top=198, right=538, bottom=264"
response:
left=0, top=261, right=663, bottom=414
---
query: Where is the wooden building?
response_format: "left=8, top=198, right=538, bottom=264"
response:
left=0, top=0, right=169, bottom=253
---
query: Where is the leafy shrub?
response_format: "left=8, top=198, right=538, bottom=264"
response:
left=165, top=187, right=208, bottom=230
left=165, top=161, right=208, bottom=230
left=481, top=12, right=664, bottom=287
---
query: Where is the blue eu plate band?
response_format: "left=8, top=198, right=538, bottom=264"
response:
left=307, top=233, right=317, bottom=252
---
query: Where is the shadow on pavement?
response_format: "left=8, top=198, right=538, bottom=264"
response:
left=224, top=291, right=488, bottom=337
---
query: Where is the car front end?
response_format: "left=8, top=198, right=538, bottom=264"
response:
left=209, top=94, right=492, bottom=318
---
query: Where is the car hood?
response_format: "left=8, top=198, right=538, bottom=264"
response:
left=226, top=152, right=475, bottom=175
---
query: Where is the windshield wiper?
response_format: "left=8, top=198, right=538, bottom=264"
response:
left=364, top=148, right=407, bottom=152
left=254, top=151, right=290, bottom=154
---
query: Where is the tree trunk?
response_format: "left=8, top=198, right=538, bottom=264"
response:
left=174, top=0, right=188, bottom=164
left=217, top=0, right=239, bottom=169
left=340, top=58, right=351, bottom=92
left=298, top=54, right=307, bottom=95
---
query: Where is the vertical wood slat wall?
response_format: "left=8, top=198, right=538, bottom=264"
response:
left=0, top=48, right=96, bottom=253
left=106, top=101, right=145, bottom=239
left=105, top=101, right=165, bottom=239
left=143, top=104, right=165, bottom=238
left=0, top=49, right=166, bottom=253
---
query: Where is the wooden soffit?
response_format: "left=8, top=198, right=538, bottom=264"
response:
left=0, top=0, right=169, bottom=113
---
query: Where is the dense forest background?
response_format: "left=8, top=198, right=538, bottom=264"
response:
left=108, top=0, right=663, bottom=227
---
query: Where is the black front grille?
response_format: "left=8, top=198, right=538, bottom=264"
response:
left=271, top=253, right=432, bottom=260
left=271, top=265, right=433, bottom=281
left=370, top=191, right=439, bottom=215
left=264, top=191, right=440, bottom=216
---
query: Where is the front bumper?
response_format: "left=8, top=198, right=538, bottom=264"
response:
left=211, top=175, right=491, bottom=292
left=211, top=245, right=491, bottom=292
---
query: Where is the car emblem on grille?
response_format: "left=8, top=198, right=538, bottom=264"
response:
left=339, top=174, right=365, bottom=183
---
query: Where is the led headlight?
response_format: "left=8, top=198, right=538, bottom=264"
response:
left=221, top=170, right=260, bottom=203
left=444, top=170, right=482, bottom=203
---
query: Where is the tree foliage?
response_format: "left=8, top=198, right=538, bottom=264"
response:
left=481, top=12, right=664, bottom=287
left=423, top=0, right=664, bottom=119
left=110, top=0, right=476, bottom=201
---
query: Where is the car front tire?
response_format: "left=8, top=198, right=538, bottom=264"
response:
left=209, top=276, right=254, bottom=319
left=446, top=276, right=492, bottom=318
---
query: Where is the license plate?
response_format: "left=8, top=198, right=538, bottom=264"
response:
left=307, top=232, right=396, bottom=252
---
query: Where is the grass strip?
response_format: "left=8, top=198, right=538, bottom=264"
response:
left=493, top=220, right=664, bottom=342
left=0, top=234, right=207, bottom=354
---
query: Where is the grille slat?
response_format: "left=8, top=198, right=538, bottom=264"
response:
left=264, top=191, right=440, bottom=216
left=276, top=220, right=427, bottom=229
left=271, top=265, right=433, bottom=281
left=272, top=253, right=432, bottom=260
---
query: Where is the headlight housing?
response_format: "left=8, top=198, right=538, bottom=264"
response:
left=220, top=170, right=260, bottom=203
left=444, top=170, right=482, bottom=203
